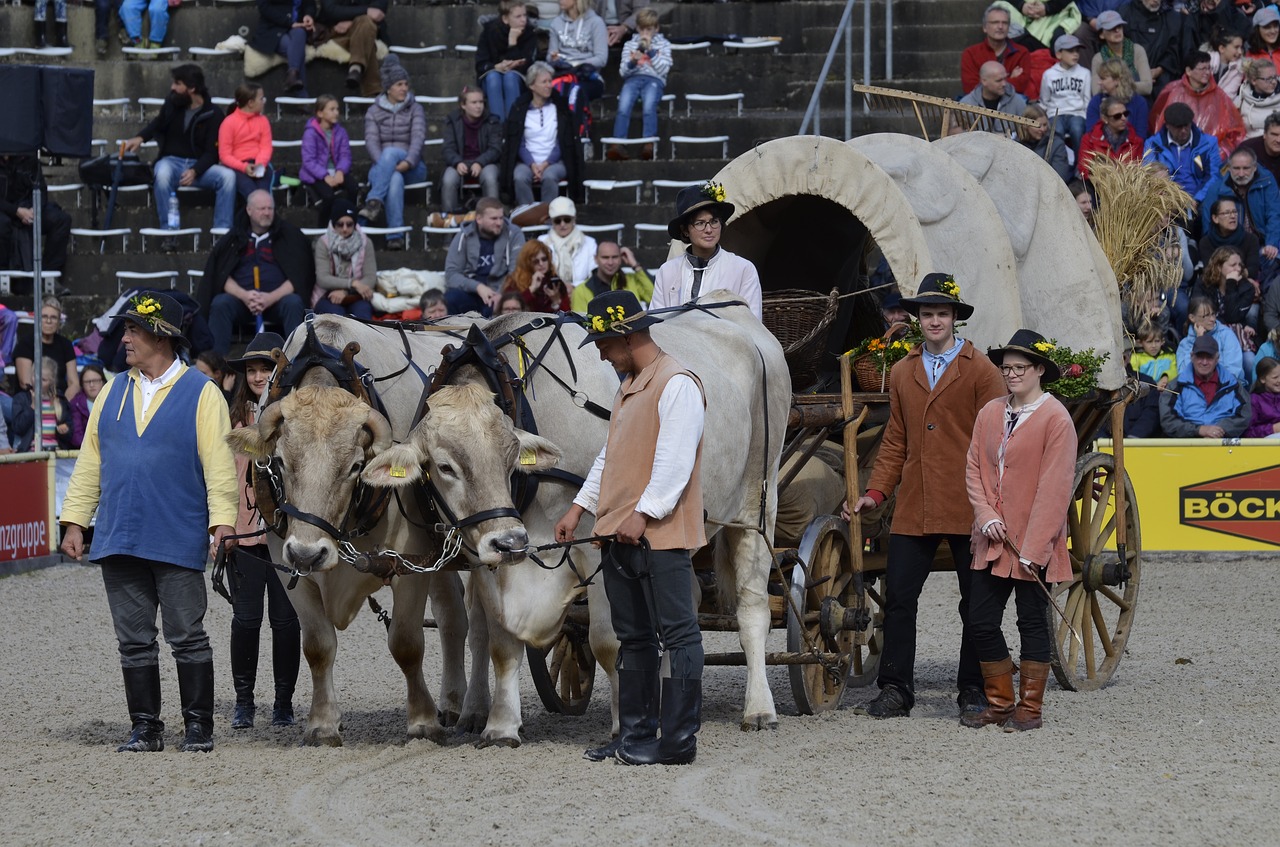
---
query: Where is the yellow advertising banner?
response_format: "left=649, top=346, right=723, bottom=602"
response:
left=1101, top=440, right=1280, bottom=551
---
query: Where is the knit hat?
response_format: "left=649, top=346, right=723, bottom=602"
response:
left=381, top=55, right=410, bottom=91
left=330, top=197, right=359, bottom=225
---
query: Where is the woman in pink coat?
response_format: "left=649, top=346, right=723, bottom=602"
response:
left=963, top=329, right=1076, bottom=732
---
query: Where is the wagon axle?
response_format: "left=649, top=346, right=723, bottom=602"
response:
left=819, top=595, right=871, bottom=641
left=1082, top=544, right=1132, bottom=592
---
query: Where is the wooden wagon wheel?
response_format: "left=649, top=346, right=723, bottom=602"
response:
left=1050, top=451, right=1141, bottom=692
left=846, top=571, right=885, bottom=688
left=526, top=611, right=596, bottom=715
left=787, top=515, right=856, bottom=714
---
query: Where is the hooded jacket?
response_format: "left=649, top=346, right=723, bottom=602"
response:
left=443, top=219, right=526, bottom=293
left=299, top=117, right=353, bottom=184
left=1160, top=362, right=1251, bottom=436
left=1143, top=123, right=1221, bottom=203
left=1150, top=74, right=1246, bottom=159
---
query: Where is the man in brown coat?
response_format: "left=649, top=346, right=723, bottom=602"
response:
left=848, top=273, right=1006, bottom=718
left=556, top=290, right=706, bottom=766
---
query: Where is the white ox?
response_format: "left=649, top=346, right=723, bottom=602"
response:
left=226, top=317, right=538, bottom=746
left=364, top=291, right=793, bottom=733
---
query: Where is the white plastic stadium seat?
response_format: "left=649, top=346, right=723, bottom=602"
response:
left=71, top=228, right=132, bottom=253
left=669, top=135, right=730, bottom=160
left=275, top=97, right=316, bottom=119
left=633, top=223, right=669, bottom=247
left=650, top=179, right=704, bottom=203
left=343, top=96, right=375, bottom=119
left=583, top=179, right=643, bottom=204
left=599, top=136, right=659, bottom=161
left=139, top=227, right=202, bottom=252
left=578, top=223, right=625, bottom=243
left=723, top=38, right=782, bottom=54
left=188, top=46, right=237, bottom=58
left=685, top=93, right=744, bottom=117
left=390, top=45, right=447, bottom=56
left=94, top=98, right=131, bottom=119
left=669, top=41, right=711, bottom=54
left=115, top=269, right=180, bottom=294
left=0, top=270, right=61, bottom=297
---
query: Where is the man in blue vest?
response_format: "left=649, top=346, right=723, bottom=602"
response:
left=61, top=292, right=239, bottom=753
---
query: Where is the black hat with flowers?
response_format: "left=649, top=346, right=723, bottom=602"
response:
left=578, top=290, right=663, bottom=347
left=668, top=180, right=736, bottom=242
left=228, top=331, right=285, bottom=371
left=987, top=329, right=1062, bottom=384
left=899, top=272, right=975, bottom=320
left=112, top=291, right=190, bottom=348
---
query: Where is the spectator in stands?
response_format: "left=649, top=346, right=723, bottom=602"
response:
left=1246, top=355, right=1280, bottom=435
left=1085, top=58, right=1149, bottom=135
left=0, top=397, right=9, bottom=454
left=1, top=378, right=32, bottom=452
left=1070, top=178, right=1095, bottom=224
left=539, top=197, right=597, bottom=286
left=1143, top=103, right=1220, bottom=208
left=119, top=0, right=170, bottom=50
left=1120, top=0, right=1190, bottom=98
left=549, top=0, right=608, bottom=101
left=961, top=5, right=1035, bottom=99
left=419, top=290, right=447, bottom=321
left=502, top=61, right=585, bottom=206
left=651, top=182, right=762, bottom=318
left=15, top=356, right=74, bottom=452
left=1040, top=35, right=1091, bottom=154
left=1201, top=146, right=1280, bottom=277
left=312, top=199, right=377, bottom=320
left=220, top=83, right=275, bottom=201
left=1178, top=294, right=1245, bottom=382
left=476, top=0, right=540, bottom=122
left=1235, top=59, right=1280, bottom=139
left=1200, top=196, right=1263, bottom=280
left=959, top=61, right=1030, bottom=125
left=1193, top=246, right=1259, bottom=372
left=1091, top=10, right=1153, bottom=96
left=1263, top=264, right=1280, bottom=331
left=441, top=87, right=503, bottom=215
left=571, top=240, right=653, bottom=311
left=0, top=304, right=17, bottom=370
left=94, top=0, right=114, bottom=57
left=444, top=197, right=526, bottom=315
left=607, top=8, right=671, bottom=162
left=1190, top=0, right=1251, bottom=51
left=996, top=1, right=1083, bottom=53
left=1246, top=6, right=1280, bottom=70
left=498, top=291, right=527, bottom=314
left=1131, top=319, right=1177, bottom=388
left=1241, top=111, right=1280, bottom=185
left=253, top=0, right=315, bottom=96
left=0, top=154, right=71, bottom=275
left=1073, top=1, right=1124, bottom=68
left=594, top=0, right=649, bottom=47
left=503, top=241, right=571, bottom=312
left=124, top=65, right=237, bottom=246
left=299, top=95, right=356, bottom=226
left=69, top=364, right=105, bottom=449
left=195, top=350, right=236, bottom=399
left=1151, top=50, right=1247, bottom=159
left=1078, top=96, right=1145, bottom=179
left=360, top=56, right=426, bottom=252
left=201, top=190, right=314, bottom=355
left=1018, top=104, right=1073, bottom=182
left=318, top=0, right=387, bottom=97
left=1256, top=326, right=1280, bottom=378
left=14, top=298, right=79, bottom=400
left=1208, top=26, right=1246, bottom=101
left=1159, top=334, right=1251, bottom=437
left=32, top=0, right=68, bottom=49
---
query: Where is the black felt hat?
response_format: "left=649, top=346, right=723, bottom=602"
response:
left=899, top=272, right=975, bottom=320
left=228, top=331, right=285, bottom=371
left=987, top=329, right=1062, bottom=384
left=667, top=181, right=736, bottom=242
left=577, top=290, right=662, bottom=347
left=111, top=291, right=190, bottom=348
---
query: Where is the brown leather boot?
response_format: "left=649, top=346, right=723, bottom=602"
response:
left=960, top=657, right=1015, bottom=728
left=1005, top=660, right=1050, bottom=731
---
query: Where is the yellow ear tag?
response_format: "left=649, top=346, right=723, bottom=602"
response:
left=519, top=448, right=537, bottom=466
left=390, top=465, right=407, bottom=479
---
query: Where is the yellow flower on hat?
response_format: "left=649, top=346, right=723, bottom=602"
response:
left=936, top=277, right=961, bottom=300
left=1033, top=340, right=1056, bottom=353
left=590, top=314, right=607, bottom=333
left=702, top=181, right=726, bottom=203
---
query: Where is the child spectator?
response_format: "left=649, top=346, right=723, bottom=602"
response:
left=1245, top=355, right=1280, bottom=436
left=497, top=291, right=527, bottom=314
left=119, top=0, right=170, bottom=50
left=607, top=8, right=671, bottom=162
left=1130, top=320, right=1178, bottom=388
left=476, top=0, right=540, bottom=122
left=1040, top=34, right=1091, bottom=155
left=32, top=0, right=68, bottom=49
left=419, top=290, right=448, bottom=320
left=440, top=87, right=504, bottom=214
left=69, top=364, right=106, bottom=449
left=1209, top=26, right=1246, bottom=101
left=300, top=95, right=356, bottom=226
left=219, top=83, right=275, bottom=201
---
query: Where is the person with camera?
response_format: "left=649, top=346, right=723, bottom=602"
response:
left=504, top=240, right=570, bottom=312
left=607, top=7, right=671, bottom=162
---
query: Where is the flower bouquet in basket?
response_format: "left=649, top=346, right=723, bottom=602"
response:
left=847, top=322, right=921, bottom=392
left=1035, top=338, right=1110, bottom=400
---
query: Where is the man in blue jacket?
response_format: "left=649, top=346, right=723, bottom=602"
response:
left=1144, top=102, right=1220, bottom=208
left=1160, top=334, right=1251, bottom=438
left=1200, top=146, right=1280, bottom=274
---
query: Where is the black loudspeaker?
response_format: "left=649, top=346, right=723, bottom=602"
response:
left=0, top=65, right=95, bottom=158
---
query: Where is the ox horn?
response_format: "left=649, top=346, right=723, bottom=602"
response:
left=258, top=401, right=286, bottom=441
left=364, top=408, right=393, bottom=454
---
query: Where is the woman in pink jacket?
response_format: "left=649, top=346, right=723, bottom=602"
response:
left=963, top=329, right=1076, bottom=732
left=219, top=82, right=275, bottom=201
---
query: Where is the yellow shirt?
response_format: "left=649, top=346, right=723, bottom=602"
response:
left=61, top=363, right=240, bottom=532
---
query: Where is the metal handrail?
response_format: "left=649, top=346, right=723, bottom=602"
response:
left=800, top=0, right=894, bottom=139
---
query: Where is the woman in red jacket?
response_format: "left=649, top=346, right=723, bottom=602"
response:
left=1077, top=95, right=1144, bottom=179
left=963, top=329, right=1076, bottom=732
left=219, top=82, right=275, bottom=201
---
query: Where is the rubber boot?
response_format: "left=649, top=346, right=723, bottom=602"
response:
left=1004, top=660, right=1050, bottom=732
left=54, top=20, right=68, bottom=48
left=34, top=19, right=47, bottom=49
left=283, top=68, right=303, bottom=93
left=616, top=677, right=701, bottom=766
left=960, top=657, right=1016, bottom=729
left=116, top=665, right=165, bottom=752
left=229, top=623, right=258, bottom=729
left=583, top=668, right=659, bottom=761
left=271, top=620, right=301, bottom=726
left=177, top=661, right=216, bottom=752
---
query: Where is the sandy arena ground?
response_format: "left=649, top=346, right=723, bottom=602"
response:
left=0, top=552, right=1276, bottom=847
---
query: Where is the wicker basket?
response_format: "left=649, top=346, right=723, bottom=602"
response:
left=760, top=288, right=840, bottom=390
left=850, top=322, right=911, bottom=392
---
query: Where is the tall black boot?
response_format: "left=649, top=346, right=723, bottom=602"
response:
left=34, top=19, right=47, bottom=49
left=229, top=622, right=259, bottom=729
left=616, top=677, right=701, bottom=766
left=54, top=20, right=68, bottom=49
left=271, top=620, right=301, bottom=726
left=583, top=668, right=659, bottom=762
left=176, top=661, right=215, bottom=752
left=116, top=665, right=165, bottom=752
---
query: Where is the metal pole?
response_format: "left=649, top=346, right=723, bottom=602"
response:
left=32, top=166, right=44, bottom=399
left=885, top=0, right=894, bottom=80
left=861, top=0, right=870, bottom=119
left=799, top=0, right=859, bottom=135
left=847, top=7, right=856, bottom=131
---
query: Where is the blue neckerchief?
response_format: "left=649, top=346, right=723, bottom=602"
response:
left=921, top=336, right=964, bottom=390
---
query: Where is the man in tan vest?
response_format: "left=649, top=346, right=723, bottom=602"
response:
left=555, top=290, right=706, bottom=766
